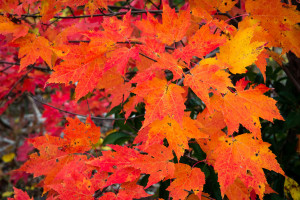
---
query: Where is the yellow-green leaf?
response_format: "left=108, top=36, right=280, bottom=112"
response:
left=2, top=153, right=15, bottom=163
left=284, top=176, right=300, bottom=200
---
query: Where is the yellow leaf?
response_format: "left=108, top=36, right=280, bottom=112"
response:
left=284, top=176, right=300, bottom=200
left=2, top=191, right=14, bottom=198
left=218, top=27, right=264, bottom=74
left=2, top=153, right=15, bottom=163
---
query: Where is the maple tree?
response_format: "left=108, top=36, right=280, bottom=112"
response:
left=0, top=0, right=299, bottom=199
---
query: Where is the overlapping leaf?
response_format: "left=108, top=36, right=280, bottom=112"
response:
left=167, top=163, right=205, bottom=200
left=133, top=77, right=186, bottom=128
left=210, top=78, right=283, bottom=137
left=200, top=133, right=284, bottom=199
left=218, top=27, right=265, bottom=74
left=135, top=4, right=191, bottom=45
left=184, top=58, right=232, bottom=108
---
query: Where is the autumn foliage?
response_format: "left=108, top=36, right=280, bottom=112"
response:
left=1, top=0, right=299, bottom=199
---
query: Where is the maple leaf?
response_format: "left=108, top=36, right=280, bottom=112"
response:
left=87, top=145, right=140, bottom=172
left=8, top=187, right=33, bottom=200
left=47, top=43, right=104, bottom=100
left=210, top=78, right=283, bottom=137
left=116, top=181, right=150, bottom=200
left=103, top=167, right=141, bottom=188
left=196, top=109, right=226, bottom=136
left=133, top=77, right=186, bottom=128
left=17, top=143, right=73, bottom=192
left=39, top=0, right=62, bottom=22
left=99, top=180, right=150, bottom=200
left=130, top=54, right=167, bottom=84
left=189, top=0, right=237, bottom=19
left=62, top=116, right=100, bottom=153
left=167, top=163, right=205, bottom=200
left=109, top=82, right=132, bottom=109
left=101, top=10, right=133, bottom=41
left=224, top=178, right=252, bottom=200
left=88, top=144, right=175, bottom=188
left=85, top=0, right=121, bottom=15
left=197, top=132, right=284, bottom=199
left=123, top=95, right=144, bottom=119
left=218, top=27, right=265, bottom=74
left=0, top=16, right=29, bottom=41
left=246, top=0, right=300, bottom=32
left=96, top=68, right=133, bottom=108
left=255, top=50, right=269, bottom=81
left=174, top=24, right=226, bottom=63
left=28, top=116, right=100, bottom=153
left=38, top=0, right=121, bottom=22
left=17, top=116, right=100, bottom=193
left=200, top=133, right=284, bottom=199
left=137, top=38, right=166, bottom=60
left=14, top=33, right=54, bottom=71
left=184, top=58, right=233, bottom=108
left=104, top=46, right=140, bottom=75
left=48, top=157, right=95, bottom=200
left=133, top=144, right=175, bottom=188
left=150, top=52, right=185, bottom=80
left=135, top=4, right=191, bottom=45
left=189, top=0, right=216, bottom=20
left=147, top=116, right=208, bottom=158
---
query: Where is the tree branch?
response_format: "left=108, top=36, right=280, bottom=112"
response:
left=1, top=9, right=171, bottom=20
left=29, top=94, right=144, bottom=121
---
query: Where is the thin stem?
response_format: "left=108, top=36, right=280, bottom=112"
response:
left=1, top=67, right=33, bottom=102
left=1, top=9, right=168, bottom=19
left=29, top=94, right=144, bottom=121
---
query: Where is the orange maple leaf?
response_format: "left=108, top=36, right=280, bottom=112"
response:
left=14, top=33, right=54, bottom=71
left=135, top=3, right=191, bottom=45
left=147, top=116, right=208, bottom=158
left=167, top=163, right=205, bottom=200
left=201, top=133, right=284, bottom=199
left=47, top=43, right=104, bottom=100
left=133, top=77, right=186, bottom=128
left=210, top=78, right=283, bottom=137
left=0, top=16, right=29, bottom=41
left=184, top=58, right=232, bottom=108
left=174, top=24, right=226, bottom=63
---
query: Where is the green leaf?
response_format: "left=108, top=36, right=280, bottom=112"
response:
left=103, top=132, right=131, bottom=145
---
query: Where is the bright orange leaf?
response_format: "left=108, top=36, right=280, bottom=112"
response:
left=133, top=77, right=186, bottom=128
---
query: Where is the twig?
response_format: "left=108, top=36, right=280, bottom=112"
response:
left=1, top=10, right=168, bottom=19
left=139, top=53, right=157, bottom=62
left=1, top=67, right=33, bottom=103
left=29, top=94, right=144, bottom=121
left=216, top=11, right=239, bottom=26
left=0, top=61, right=20, bottom=65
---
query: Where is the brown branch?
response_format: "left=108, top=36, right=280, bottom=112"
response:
left=68, top=40, right=176, bottom=50
left=139, top=53, right=157, bottom=62
left=1, top=9, right=169, bottom=20
left=282, top=65, right=300, bottom=92
left=0, top=61, right=52, bottom=72
left=202, top=194, right=215, bottom=200
left=215, top=11, right=239, bottom=26
left=29, top=94, right=144, bottom=121
left=147, top=0, right=160, bottom=10
left=0, top=61, right=20, bottom=65
left=0, top=65, right=16, bottom=73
